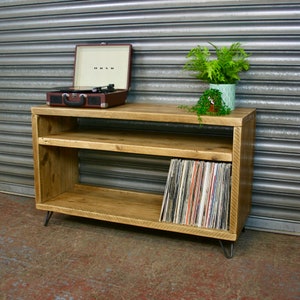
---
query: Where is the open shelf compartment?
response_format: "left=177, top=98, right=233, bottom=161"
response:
left=37, top=183, right=236, bottom=240
left=38, top=129, right=233, bottom=162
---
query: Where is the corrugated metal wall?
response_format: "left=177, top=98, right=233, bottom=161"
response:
left=0, top=0, right=299, bottom=234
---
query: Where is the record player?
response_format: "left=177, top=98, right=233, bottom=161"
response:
left=47, top=44, right=132, bottom=108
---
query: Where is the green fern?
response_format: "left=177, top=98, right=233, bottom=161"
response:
left=183, top=42, right=250, bottom=84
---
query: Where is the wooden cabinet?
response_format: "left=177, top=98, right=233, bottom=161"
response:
left=31, top=103, right=256, bottom=256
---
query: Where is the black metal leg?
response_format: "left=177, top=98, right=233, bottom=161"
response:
left=44, top=211, right=53, bottom=226
left=219, top=240, right=234, bottom=259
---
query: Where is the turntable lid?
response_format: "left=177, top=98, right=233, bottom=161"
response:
left=73, top=44, right=132, bottom=90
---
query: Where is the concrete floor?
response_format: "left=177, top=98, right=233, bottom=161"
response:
left=0, top=192, right=299, bottom=300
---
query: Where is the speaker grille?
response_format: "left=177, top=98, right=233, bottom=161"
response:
left=50, top=95, right=62, bottom=104
left=88, top=96, right=100, bottom=106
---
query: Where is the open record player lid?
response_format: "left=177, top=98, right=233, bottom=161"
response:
left=73, top=44, right=132, bottom=90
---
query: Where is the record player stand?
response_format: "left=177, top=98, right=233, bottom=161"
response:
left=31, top=103, right=256, bottom=257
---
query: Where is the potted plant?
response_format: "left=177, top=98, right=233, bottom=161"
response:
left=183, top=42, right=250, bottom=109
left=179, top=88, right=231, bottom=124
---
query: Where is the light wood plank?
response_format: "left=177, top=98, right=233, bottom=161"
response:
left=32, top=103, right=255, bottom=127
left=37, top=184, right=236, bottom=240
left=38, top=129, right=233, bottom=161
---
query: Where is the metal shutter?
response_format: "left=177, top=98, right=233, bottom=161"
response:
left=0, top=0, right=299, bottom=234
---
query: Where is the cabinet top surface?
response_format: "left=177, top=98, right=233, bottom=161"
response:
left=31, top=103, right=255, bottom=126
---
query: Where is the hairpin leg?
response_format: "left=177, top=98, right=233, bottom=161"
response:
left=44, top=211, right=53, bottom=226
left=219, top=240, right=234, bottom=259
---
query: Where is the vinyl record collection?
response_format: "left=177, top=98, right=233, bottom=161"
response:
left=159, top=159, right=232, bottom=230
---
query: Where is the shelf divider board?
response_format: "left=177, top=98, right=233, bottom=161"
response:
left=38, top=130, right=233, bottom=162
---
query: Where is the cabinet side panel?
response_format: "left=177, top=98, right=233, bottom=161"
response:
left=32, top=114, right=41, bottom=202
left=237, top=116, right=256, bottom=234
left=230, top=127, right=241, bottom=237
left=231, top=115, right=256, bottom=237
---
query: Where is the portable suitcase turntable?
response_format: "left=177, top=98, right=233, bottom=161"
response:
left=47, top=44, right=132, bottom=108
